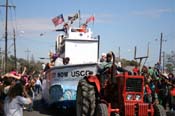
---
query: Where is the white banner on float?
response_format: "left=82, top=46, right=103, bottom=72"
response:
left=46, top=63, right=97, bottom=83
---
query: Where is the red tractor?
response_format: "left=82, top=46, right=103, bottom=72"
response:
left=76, top=52, right=166, bottom=116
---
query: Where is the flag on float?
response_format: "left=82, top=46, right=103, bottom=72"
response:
left=68, top=13, right=79, bottom=24
left=85, top=15, right=95, bottom=24
left=52, top=14, right=64, bottom=26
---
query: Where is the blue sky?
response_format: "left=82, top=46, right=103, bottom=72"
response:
left=0, top=0, right=175, bottom=66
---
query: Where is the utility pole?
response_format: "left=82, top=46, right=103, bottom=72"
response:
left=159, top=32, right=163, bottom=65
left=13, top=29, right=17, bottom=69
left=25, top=49, right=31, bottom=63
left=158, top=32, right=167, bottom=72
left=0, top=0, right=16, bottom=73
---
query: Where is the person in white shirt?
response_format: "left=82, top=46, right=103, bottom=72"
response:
left=4, top=83, right=32, bottom=116
left=35, top=77, right=42, bottom=96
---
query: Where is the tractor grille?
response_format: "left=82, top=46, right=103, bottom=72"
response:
left=126, top=78, right=142, bottom=92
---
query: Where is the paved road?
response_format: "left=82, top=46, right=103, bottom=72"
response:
left=24, top=94, right=76, bottom=116
left=24, top=107, right=76, bottom=116
left=24, top=94, right=175, bottom=116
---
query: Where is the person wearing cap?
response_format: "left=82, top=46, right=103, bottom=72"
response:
left=98, top=52, right=131, bottom=86
left=98, top=52, right=116, bottom=72
left=63, top=23, right=69, bottom=34
left=63, top=57, right=70, bottom=65
left=55, top=23, right=69, bottom=34
left=79, top=24, right=87, bottom=33
left=100, top=53, right=106, bottom=62
left=97, top=52, right=113, bottom=90
left=100, top=52, right=114, bottom=68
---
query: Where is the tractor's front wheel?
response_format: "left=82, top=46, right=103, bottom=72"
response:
left=76, top=78, right=96, bottom=116
left=153, top=104, right=166, bottom=116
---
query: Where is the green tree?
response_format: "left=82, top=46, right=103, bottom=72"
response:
left=118, top=58, right=138, bottom=67
left=1, top=55, right=43, bottom=75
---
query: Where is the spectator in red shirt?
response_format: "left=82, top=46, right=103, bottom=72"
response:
left=132, top=65, right=139, bottom=75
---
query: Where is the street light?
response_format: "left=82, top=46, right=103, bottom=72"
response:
left=39, top=57, right=50, bottom=60
left=39, top=57, right=50, bottom=64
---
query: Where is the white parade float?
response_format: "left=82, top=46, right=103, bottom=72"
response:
left=42, top=22, right=100, bottom=108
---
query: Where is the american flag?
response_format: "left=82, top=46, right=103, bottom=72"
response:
left=52, top=14, right=64, bottom=26
left=85, top=15, right=95, bottom=24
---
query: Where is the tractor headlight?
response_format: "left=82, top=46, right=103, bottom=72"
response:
left=126, top=94, right=133, bottom=100
left=135, top=94, right=141, bottom=100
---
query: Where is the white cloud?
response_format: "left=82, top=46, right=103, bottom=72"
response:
left=18, top=18, right=64, bottom=38
left=93, top=13, right=118, bottom=24
left=0, top=13, right=118, bottom=39
left=0, top=18, right=57, bottom=38
left=132, top=8, right=174, bottom=18
left=17, top=18, right=54, bottom=32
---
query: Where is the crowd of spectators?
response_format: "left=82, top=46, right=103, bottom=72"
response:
left=135, top=62, right=175, bottom=111
left=99, top=52, right=175, bottom=111
left=0, top=67, right=43, bottom=116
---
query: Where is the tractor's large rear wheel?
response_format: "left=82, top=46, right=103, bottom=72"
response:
left=76, top=78, right=96, bottom=116
left=153, top=104, right=166, bottom=116
left=96, top=103, right=108, bottom=116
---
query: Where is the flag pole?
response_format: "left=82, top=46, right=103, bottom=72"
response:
left=92, top=13, right=95, bottom=31
left=93, top=13, right=95, bottom=27
left=78, top=10, right=81, bottom=27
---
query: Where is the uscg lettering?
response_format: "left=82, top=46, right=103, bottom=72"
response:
left=57, top=72, right=68, bottom=77
left=71, top=70, right=91, bottom=77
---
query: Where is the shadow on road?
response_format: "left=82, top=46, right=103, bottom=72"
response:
left=27, top=95, right=76, bottom=116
